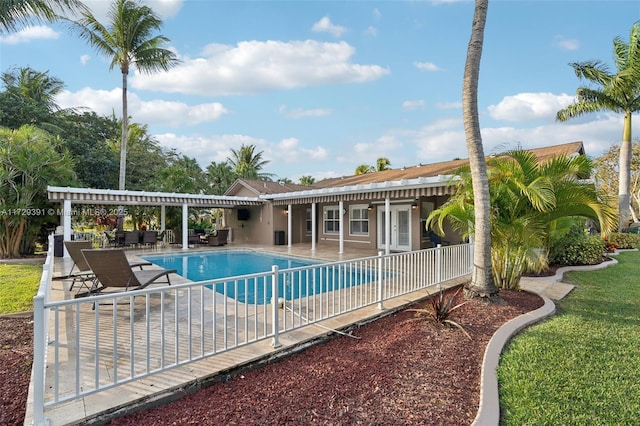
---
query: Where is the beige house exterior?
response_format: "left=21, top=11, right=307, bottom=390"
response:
left=222, top=141, right=586, bottom=254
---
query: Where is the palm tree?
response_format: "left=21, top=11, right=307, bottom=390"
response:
left=0, top=67, right=65, bottom=131
left=68, top=0, right=179, bottom=191
left=0, top=125, right=76, bottom=257
left=557, top=22, right=640, bottom=232
left=428, top=149, right=616, bottom=289
left=460, top=0, right=496, bottom=299
left=228, top=144, right=273, bottom=180
left=376, top=157, right=391, bottom=171
left=0, top=0, right=86, bottom=33
left=355, top=164, right=374, bottom=175
left=299, top=175, right=315, bottom=186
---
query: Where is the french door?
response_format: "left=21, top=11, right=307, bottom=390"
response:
left=377, top=204, right=411, bottom=251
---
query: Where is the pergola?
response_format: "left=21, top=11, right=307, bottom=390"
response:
left=47, top=186, right=264, bottom=253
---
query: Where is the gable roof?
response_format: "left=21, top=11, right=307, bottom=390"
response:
left=225, top=179, right=313, bottom=197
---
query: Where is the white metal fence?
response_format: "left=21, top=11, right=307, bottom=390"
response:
left=31, top=239, right=472, bottom=425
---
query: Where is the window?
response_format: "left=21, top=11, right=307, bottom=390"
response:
left=305, top=208, right=312, bottom=235
left=323, top=206, right=340, bottom=234
left=349, top=205, right=369, bottom=236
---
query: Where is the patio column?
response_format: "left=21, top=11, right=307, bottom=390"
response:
left=339, top=200, right=344, bottom=255
left=182, top=203, right=188, bottom=249
left=63, top=199, right=72, bottom=258
left=311, top=202, right=316, bottom=252
left=287, top=204, right=292, bottom=248
left=160, top=205, right=166, bottom=231
left=385, top=197, right=390, bottom=255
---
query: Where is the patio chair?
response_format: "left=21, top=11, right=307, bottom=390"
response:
left=80, top=248, right=176, bottom=299
left=427, top=230, right=450, bottom=247
left=207, top=229, right=229, bottom=246
left=103, top=231, right=117, bottom=247
left=172, top=229, right=201, bottom=245
left=64, top=241, right=153, bottom=293
left=123, top=230, right=140, bottom=248
left=63, top=240, right=96, bottom=291
left=141, top=230, right=158, bottom=248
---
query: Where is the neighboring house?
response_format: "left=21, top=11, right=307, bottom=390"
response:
left=223, top=141, right=586, bottom=253
left=48, top=141, right=586, bottom=254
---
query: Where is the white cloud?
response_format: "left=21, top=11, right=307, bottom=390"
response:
left=414, top=61, right=443, bottom=72
left=436, top=101, right=462, bottom=110
left=373, top=8, right=382, bottom=20
left=55, top=87, right=227, bottom=127
left=80, top=54, right=91, bottom=65
left=0, top=26, right=59, bottom=45
left=402, top=100, right=425, bottom=110
left=488, top=92, right=575, bottom=122
left=279, top=105, right=333, bottom=119
left=311, top=16, right=347, bottom=38
left=352, top=135, right=403, bottom=163
left=553, top=35, right=580, bottom=51
left=131, top=40, right=389, bottom=96
left=80, top=0, right=184, bottom=21
left=364, top=26, right=378, bottom=37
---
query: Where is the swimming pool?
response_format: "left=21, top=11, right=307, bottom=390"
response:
left=142, top=250, right=377, bottom=304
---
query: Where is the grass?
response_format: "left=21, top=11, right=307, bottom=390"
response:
left=0, top=262, right=43, bottom=314
left=498, top=251, right=640, bottom=425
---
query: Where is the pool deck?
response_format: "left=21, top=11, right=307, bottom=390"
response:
left=26, top=242, right=467, bottom=426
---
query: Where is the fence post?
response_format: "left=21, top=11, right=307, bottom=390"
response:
left=377, top=251, right=384, bottom=310
left=32, top=293, right=46, bottom=426
left=270, top=265, right=282, bottom=348
left=436, top=245, right=442, bottom=290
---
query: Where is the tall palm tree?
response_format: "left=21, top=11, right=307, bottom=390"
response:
left=68, top=0, right=179, bottom=191
left=228, top=144, right=273, bottom=180
left=557, top=22, right=640, bottom=232
left=460, top=0, right=497, bottom=299
left=428, top=149, right=616, bottom=290
left=0, top=0, right=86, bottom=33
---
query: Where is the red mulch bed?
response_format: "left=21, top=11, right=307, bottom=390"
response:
left=1, top=289, right=544, bottom=426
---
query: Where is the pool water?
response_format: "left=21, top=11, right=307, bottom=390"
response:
left=142, top=250, right=376, bottom=304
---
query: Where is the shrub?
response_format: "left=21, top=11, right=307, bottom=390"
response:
left=410, top=287, right=471, bottom=339
left=549, top=230, right=605, bottom=266
left=609, top=233, right=640, bottom=249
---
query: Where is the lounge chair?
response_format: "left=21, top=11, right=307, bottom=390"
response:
left=81, top=248, right=176, bottom=297
left=207, top=229, right=229, bottom=246
left=64, top=241, right=152, bottom=292
left=63, top=241, right=96, bottom=291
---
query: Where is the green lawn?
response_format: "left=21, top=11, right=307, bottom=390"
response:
left=498, top=251, right=640, bottom=425
left=0, top=262, right=43, bottom=314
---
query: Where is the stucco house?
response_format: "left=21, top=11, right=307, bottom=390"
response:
left=221, top=141, right=586, bottom=254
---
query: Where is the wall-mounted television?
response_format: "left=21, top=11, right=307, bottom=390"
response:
left=237, top=208, right=250, bottom=221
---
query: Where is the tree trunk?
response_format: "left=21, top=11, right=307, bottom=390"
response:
left=117, top=69, right=129, bottom=230
left=461, top=0, right=499, bottom=299
left=618, top=112, right=633, bottom=231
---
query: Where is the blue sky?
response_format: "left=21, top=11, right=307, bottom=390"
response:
left=1, top=0, right=639, bottom=182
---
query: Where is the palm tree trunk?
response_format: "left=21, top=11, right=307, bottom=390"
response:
left=618, top=112, right=633, bottom=231
left=462, top=0, right=498, bottom=299
left=117, top=69, right=129, bottom=230
left=119, top=70, right=128, bottom=191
